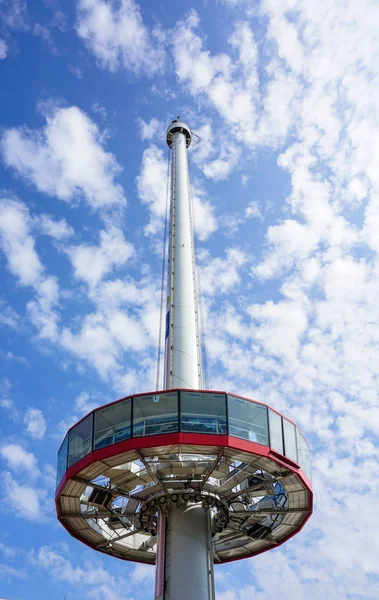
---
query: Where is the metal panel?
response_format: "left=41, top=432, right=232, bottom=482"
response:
left=164, top=503, right=213, bottom=600
left=167, top=130, right=201, bottom=390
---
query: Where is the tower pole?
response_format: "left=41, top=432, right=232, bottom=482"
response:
left=164, top=120, right=202, bottom=390
left=154, top=120, right=215, bottom=600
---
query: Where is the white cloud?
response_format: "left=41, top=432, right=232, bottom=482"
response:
left=0, top=39, right=7, bottom=59
left=2, top=471, right=44, bottom=521
left=131, top=563, right=154, bottom=583
left=43, top=464, right=57, bottom=489
left=199, top=248, right=247, bottom=295
left=0, top=198, right=60, bottom=341
left=33, top=23, right=57, bottom=53
left=35, top=214, right=74, bottom=240
left=253, top=144, right=359, bottom=280
left=0, top=198, right=43, bottom=286
left=67, top=227, right=134, bottom=287
left=0, top=380, right=18, bottom=420
left=1, top=105, right=125, bottom=210
left=27, top=275, right=60, bottom=341
left=202, top=145, right=240, bottom=181
left=192, top=188, right=217, bottom=241
left=23, top=408, right=47, bottom=440
left=228, top=20, right=258, bottom=91
left=245, top=200, right=262, bottom=219
left=68, top=64, right=83, bottom=79
left=94, top=276, right=158, bottom=309
left=61, top=312, right=121, bottom=377
left=74, top=391, right=100, bottom=415
left=138, top=117, right=162, bottom=141
left=190, top=122, right=241, bottom=183
left=59, top=293, right=158, bottom=380
left=0, top=444, right=38, bottom=472
left=0, top=0, right=29, bottom=31
left=174, top=11, right=228, bottom=95
left=0, top=399, right=14, bottom=410
left=248, top=298, right=309, bottom=362
left=136, top=144, right=168, bottom=234
left=34, top=546, right=131, bottom=600
left=108, top=310, right=150, bottom=351
left=216, top=202, right=262, bottom=237
left=49, top=272, right=160, bottom=383
left=0, top=195, right=159, bottom=381
left=76, top=0, right=165, bottom=75
left=92, top=102, right=107, bottom=120
left=173, top=13, right=259, bottom=146
left=0, top=542, right=17, bottom=560
left=0, top=564, right=27, bottom=579
left=0, top=301, right=19, bottom=328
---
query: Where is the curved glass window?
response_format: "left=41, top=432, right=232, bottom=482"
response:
left=94, top=398, right=131, bottom=450
left=268, top=409, right=283, bottom=454
left=296, top=428, right=311, bottom=480
left=228, top=396, right=268, bottom=445
left=56, top=435, right=68, bottom=487
left=283, top=418, right=298, bottom=463
left=181, top=392, right=226, bottom=434
left=68, top=414, right=93, bottom=468
left=133, top=391, right=178, bottom=437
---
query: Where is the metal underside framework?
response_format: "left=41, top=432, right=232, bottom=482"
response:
left=56, top=120, right=312, bottom=600
left=56, top=433, right=311, bottom=564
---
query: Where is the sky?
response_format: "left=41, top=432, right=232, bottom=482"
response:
left=0, top=0, right=378, bottom=598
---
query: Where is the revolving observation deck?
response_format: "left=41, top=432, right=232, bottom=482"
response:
left=56, top=389, right=312, bottom=564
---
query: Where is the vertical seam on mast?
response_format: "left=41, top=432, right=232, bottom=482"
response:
left=169, top=136, right=176, bottom=389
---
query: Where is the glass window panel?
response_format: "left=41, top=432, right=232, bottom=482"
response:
left=268, top=410, right=283, bottom=454
left=283, top=419, right=298, bottom=462
left=296, top=428, right=312, bottom=480
left=227, top=396, right=268, bottom=445
left=68, top=414, right=93, bottom=468
left=181, top=392, right=226, bottom=434
left=56, top=435, right=68, bottom=488
left=133, top=391, right=178, bottom=437
left=94, top=399, right=131, bottom=450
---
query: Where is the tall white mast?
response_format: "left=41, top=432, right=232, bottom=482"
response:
left=164, top=119, right=202, bottom=390
left=155, top=119, right=215, bottom=600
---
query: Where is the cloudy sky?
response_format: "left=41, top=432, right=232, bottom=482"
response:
left=0, top=0, right=378, bottom=598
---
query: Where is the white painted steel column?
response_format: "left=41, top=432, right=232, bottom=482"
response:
left=164, top=504, right=215, bottom=600
left=155, top=120, right=214, bottom=600
left=164, top=123, right=201, bottom=390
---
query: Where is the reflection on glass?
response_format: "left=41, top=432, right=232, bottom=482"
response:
left=68, top=414, right=93, bottom=467
left=228, top=396, right=268, bottom=445
left=133, top=391, right=178, bottom=437
left=283, top=419, right=298, bottom=462
left=296, top=429, right=311, bottom=480
left=56, top=435, right=68, bottom=487
left=268, top=410, right=283, bottom=454
left=181, top=392, right=226, bottom=434
left=94, top=399, right=131, bottom=450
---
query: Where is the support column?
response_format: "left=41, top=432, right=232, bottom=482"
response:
left=164, top=504, right=214, bottom=600
left=156, top=119, right=214, bottom=600
left=164, top=125, right=201, bottom=390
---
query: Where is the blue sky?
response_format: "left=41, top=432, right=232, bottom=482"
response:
left=0, top=0, right=378, bottom=599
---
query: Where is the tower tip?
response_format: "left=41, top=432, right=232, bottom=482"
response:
left=166, top=119, right=192, bottom=148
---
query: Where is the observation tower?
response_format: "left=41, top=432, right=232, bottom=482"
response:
left=56, top=119, right=312, bottom=600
